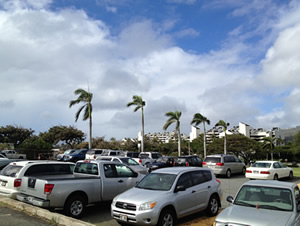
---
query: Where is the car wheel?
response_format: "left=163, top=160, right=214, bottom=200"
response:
left=206, top=195, right=219, bottom=216
left=157, top=209, right=176, bottom=226
left=289, top=171, right=293, bottom=180
left=241, top=167, right=246, bottom=175
left=226, top=169, right=231, bottom=178
left=273, top=174, right=278, bottom=180
left=64, top=195, right=86, bottom=218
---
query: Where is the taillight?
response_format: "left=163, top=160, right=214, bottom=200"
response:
left=44, top=184, right=54, bottom=195
left=14, top=179, right=22, bottom=187
left=202, top=162, right=207, bottom=165
left=216, top=179, right=221, bottom=184
left=139, top=159, right=142, bottom=163
left=246, top=170, right=252, bottom=173
left=216, top=163, right=224, bottom=166
left=260, top=171, right=270, bottom=174
left=93, top=155, right=96, bottom=159
left=186, top=162, right=189, bottom=166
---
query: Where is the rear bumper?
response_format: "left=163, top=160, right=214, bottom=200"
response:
left=16, top=193, right=50, bottom=208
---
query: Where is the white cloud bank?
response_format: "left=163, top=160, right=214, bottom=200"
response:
left=0, top=0, right=300, bottom=140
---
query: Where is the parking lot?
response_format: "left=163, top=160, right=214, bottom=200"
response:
left=73, top=175, right=300, bottom=226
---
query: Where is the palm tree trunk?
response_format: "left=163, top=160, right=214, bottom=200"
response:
left=141, top=108, right=144, bottom=152
left=89, top=103, right=92, bottom=149
left=178, top=127, right=181, bottom=157
left=224, top=132, right=227, bottom=155
left=203, top=122, right=207, bottom=159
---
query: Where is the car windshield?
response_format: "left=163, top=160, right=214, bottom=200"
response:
left=234, top=185, right=293, bottom=211
left=136, top=173, right=177, bottom=191
left=252, top=162, right=271, bottom=168
left=64, top=149, right=75, bottom=155
left=156, top=157, right=168, bottom=163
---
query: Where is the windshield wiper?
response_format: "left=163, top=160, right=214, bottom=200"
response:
left=235, top=201, right=256, bottom=207
left=258, top=205, right=291, bottom=211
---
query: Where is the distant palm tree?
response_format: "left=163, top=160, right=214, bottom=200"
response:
left=127, top=95, right=146, bottom=152
left=191, top=113, right=210, bottom=158
left=262, top=136, right=275, bottom=160
left=215, top=120, right=230, bottom=154
left=69, top=88, right=93, bottom=149
left=163, top=110, right=182, bottom=157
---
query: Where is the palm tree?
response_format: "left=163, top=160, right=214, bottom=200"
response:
left=127, top=95, right=146, bottom=152
left=163, top=110, right=182, bottom=157
left=191, top=113, right=210, bottom=158
left=69, top=88, right=93, bottom=149
left=262, top=137, right=275, bottom=160
left=215, top=120, right=230, bottom=154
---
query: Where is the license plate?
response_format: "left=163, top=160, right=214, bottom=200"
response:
left=253, top=170, right=259, bottom=174
left=120, top=214, right=127, bottom=221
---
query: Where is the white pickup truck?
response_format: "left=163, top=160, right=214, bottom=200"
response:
left=1, top=150, right=26, bottom=159
left=16, top=160, right=145, bottom=218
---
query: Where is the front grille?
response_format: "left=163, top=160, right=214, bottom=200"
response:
left=116, top=201, right=136, bottom=211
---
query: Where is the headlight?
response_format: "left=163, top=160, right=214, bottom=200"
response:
left=139, top=201, right=157, bottom=211
left=112, top=197, right=118, bottom=206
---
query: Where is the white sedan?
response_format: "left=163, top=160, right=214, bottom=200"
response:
left=245, top=161, right=293, bottom=180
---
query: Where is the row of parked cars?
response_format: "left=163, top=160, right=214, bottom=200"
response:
left=0, top=149, right=298, bottom=226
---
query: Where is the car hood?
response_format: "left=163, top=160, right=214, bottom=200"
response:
left=116, top=187, right=170, bottom=204
left=216, top=205, right=295, bottom=226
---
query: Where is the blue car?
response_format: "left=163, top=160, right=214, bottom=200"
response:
left=147, top=156, right=177, bottom=172
left=63, top=149, right=89, bottom=162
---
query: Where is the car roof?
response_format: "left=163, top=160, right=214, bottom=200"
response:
left=242, top=180, right=295, bottom=189
left=8, top=161, right=75, bottom=167
left=152, top=166, right=211, bottom=175
left=254, top=160, right=277, bottom=163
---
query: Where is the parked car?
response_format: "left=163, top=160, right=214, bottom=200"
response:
left=147, top=156, right=177, bottom=172
left=138, top=152, right=162, bottom=166
left=111, top=167, right=222, bottom=226
left=245, top=160, right=293, bottom=180
left=101, top=149, right=125, bottom=156
left=96, top=156, right=148, bottom=175
left=1, top=150, right=26, bottom=159
left=17, top=160, right=145, bottom=218
left=214, top=180, right=300, bottom=226
left=63, top=149, right=88, bottom=162
left=56, top=149, right=75, bottom=161
left=122, top=152, right=140, bottom=163
left=0, top=161, right=74, bottom=199
left=203, top=154, right=246, bottom=178
left=85, top=149, right=105, bottom=160
left=0, top=153, right=8, bottom=159
left=0, top=159, right=23, bottom=171
left=175, top=155, right=202, bottom=167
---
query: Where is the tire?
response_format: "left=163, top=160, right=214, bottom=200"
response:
left=226, top=169, right=231, bottom=178
left=206, top=195, right=219, bottom=217
left=241, top=167, right=246, bottom=175
left=289, top=171, right=293, bottom=180
left=157, top=209, right=176, bottom=226
left=64, top=195, right=87, bottom=218
left=273, top=174, right=278, bottom=180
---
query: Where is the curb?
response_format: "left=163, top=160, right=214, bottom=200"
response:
left=0, top=196, right=94, bottom=226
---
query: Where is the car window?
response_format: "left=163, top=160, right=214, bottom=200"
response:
left=176, top=172, right=193, bottom=189
left=191, top=171, right=205, bottom=185
left=74, top=162, right=98, bottom=175
left=152, top=153, right=162, bottom=159
left=278, top=162, right=287, bottom=168
left=103, top=164, right=116, bottom=178
left=273, top=162, right=280, bottom=168
left=204, top=157, right=221, bottom=163
left=139, top=154, right=150, bottom=159
left=252, top=162, right=271, bottom=168
left=113, top=158, right=121, bottom=163
left=115, top=164, right=135, bottom=177
left=24, top=164, right=73, bottom=176
left=0, top=165, right=23, bottom=177
left=136, top=173, right=176, bottom=191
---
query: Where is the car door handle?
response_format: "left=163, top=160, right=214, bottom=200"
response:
left=118, top=180, right=124, bottom=183
left=207, top=186, right=211, bottom=188
left=192, top=190, right=196, bottom=193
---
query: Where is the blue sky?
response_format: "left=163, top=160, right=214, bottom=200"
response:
left=0, top=0, right=300, bottom=140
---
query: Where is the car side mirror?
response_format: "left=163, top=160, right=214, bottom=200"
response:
left=226, top=196, right=234, bottom=203
left=174, top=185, right=186, bottom=193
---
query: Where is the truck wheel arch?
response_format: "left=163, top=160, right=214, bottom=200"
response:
left=64, top=191, right=88, bottom=218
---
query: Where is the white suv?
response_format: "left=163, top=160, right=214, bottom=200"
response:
left=0, top=161, right=74, bottom=199
left=138, top=152, right=162, bottom=166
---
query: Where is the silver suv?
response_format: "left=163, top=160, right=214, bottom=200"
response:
left=203, top=154, right=246, bottom=178
left=111, top=167, right=222, bottom=225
